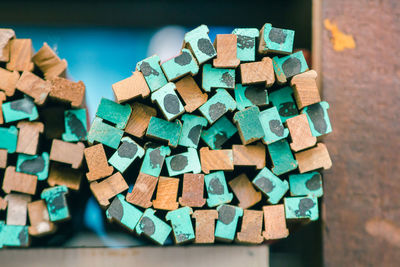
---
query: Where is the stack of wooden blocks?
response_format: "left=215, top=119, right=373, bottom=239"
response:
left=0, top=29, right=87, bottom=247
left=86, top=23, right=333, bottom=246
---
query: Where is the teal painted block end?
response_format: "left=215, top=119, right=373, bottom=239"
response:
left=96, top=98, right=132, bottom=129
left=233, top=106, right=264, bottom=145
left=232, top=28, right=259, bottom=62
left=62, top=109, right=87, bottom=142
left=252, top=167, right=289, bottom=204
left=87, top=117, right=124, bottom=149
left=269, top=86, right=298, bottom=123
left=16, top=152, right=50, bottom=181
left=146, top=116, right=182, bottom=148
left=289, top=172, right=323, bottom=198
left=201, top=116, right=237, bottom=150
left=301, top=101, right=332, bottom=137
left=260, top=23, right=295, bottom=55
left=161, top=48, right=199, bottom=81
left=215, top=204, right=243, bottom=242
left=267, top=139, right=298, bottom=175
left=0, top=125, right=18, bottom=153
left=205, top=171, right=233, bottom=207
left=0, top=221, right=29, bottom=247
left=166, top=206, right=195, bottom=244
left=151, top=82, right=185, bottom=121
left=2, top=96, right=38, bottom=123
left=199, top=88, right=236, bottom=124
left=136, top=55, right=168, bottom=92
left=106, top=194, right=143, bottom=231
left=234, top=84, right=268, bottom=111
left=140, top=144, right=171, bottom=177
left=184, top=25, right=216, bottom=65
left=259, top=106, right=289, bottom=144
left=41, top=185, right=69, bottom=222
left=202, top=64, right=235, bottom=92
left=108, top=136, right=145, bottom=173
left=178, top=114, right=208, bottom=148
left=284, top=196, right=319, bottom=221
left=136, top=208, right=172, bottom=245
left=165, top=148, right=201, bottom=177
left=272, top=51, right=309, bottom=83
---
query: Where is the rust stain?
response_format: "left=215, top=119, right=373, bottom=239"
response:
left=365, top=218, right=400, bottom=248
left=324, top=19, right=356, bottom=51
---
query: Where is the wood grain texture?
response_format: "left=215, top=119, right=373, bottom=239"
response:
left=28, top=199, right=56, bottom=237
left=286, top=114, right=317, bottom=152
left=240, top=57, right=275, bottom=86
left=232, top=143, right=265, bottom=169
left=152, top=176, right=179, bottom=211
left=125, top=102, right=157, bottom=138
left=16, top=121, right=44, bottom=155
left=84, top=144, right=114, bottom=182
left=112, top=71, right=150, bottom=103
left=90, top=172, right=129, bottom=207
left=50, top=77, right=85, bottom=108
left=229, top=173, right=261, bottom=209
left=295, top=143, right=331, bottom=173
left=5, top=193, right=31, bottom=226
left=179, top=173, right=206, bottom=208
left=16, top=71, right=51, bottom=105
left=32, top=42, right=67, bottom=80
left=0, top=148, right=7, bottom=169
left=0, top=29, right=15, bottom=62
left=0, top=196, right=7, bottom=210
left=6, top=39, right=34, bottom=71
left=2, top=166, right=37, bottom=195
left=290, top=70, right=321, bottom=109
left=126, top=172, right=158, bottom=208
left=0, top=92, right=5, bottom=125
left=192, top=209, right=218, bottom=244
left=236, top=209, right=263, bottom=244
left=175, top=75, right=207, bottom=113
left=47, top=162, right=83, bottom=191
left=200, top=147, right=233, bottom=174
left=213, top=34, right=240, bottom=68
left=0, top=67, right=19, bottom=97
left=49, top=139, right=85, bottom=169
left=262, top=204, right=288, bottom=240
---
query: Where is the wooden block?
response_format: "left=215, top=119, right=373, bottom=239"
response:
left=47, top=162, right=83, bottom=191
left=6, top=39, right=34, bottom=72
left=146, top=117, right=182, bottom=148
left=16, top=121, right=44, bottom=155
left=232, top=28, right=259, bottom=62
left=140, top=145, right=171, bottom=177
left=272, top=51, right=309, bottom=84
left=204, top=171, right=233, bottom=207
left=259, top=106, right=289, bottom=145
left=0, top=126, right=18, bottom=153
left=200, top=147, right=233, bottom=174
left=258, top=23, right=295, bottom=55
left=192, top=210, right=218, bottom=244
left=233, top=106, right=264, bottom=145
left=112, top=71, right=150, bottom=103
left=252, top=167, right=288, bottom=204
left=152, top=176, right=179, bottom=211
left=135, top=208, right=172, bottom=245
left=96, top=97, right=131, bottom=129
left=125, top=102, right=156, bottom=138
left=200, top=116, right=237, bottom=150
left=262, top=204, right=289, bottom=240
left=236, top=209, right=264, bottom=244
left=183, top=24, right=216, bottom=65
left=179, top=173, right=206, bottom=208
left=165, top=148, right=201, bottom=176
left=126, top=172, right=158, bottom=208
left=0, top=67, right=19, bottom=97
left=106, top=194, right=143, bottom=232
left=161, top=48, right=199, bottom=81
left=151, top=82, right=184, bottom=121
left=2, top=96, right=39, bottom=123
left=49, top=139, right=84, bottom=169
left=199, top=88, right=236, bottom=124
left=166, top=206, right=195, bottom=244
left=0, top=149, right=7, bottom=168
left=269, top=86, right=298, bottom=123
left=215, top=204, right=243, bottom=242
left=16, top=71, right=51, bottom=105
left=0, top=222, right=29, bottom=248
left=202, top=64, right=235, bottom=92
left=267, top=139, right=298, bottom=175
left=32, top=42, right=67, bottom=80
left=0, top=29, right=15, bottom=62
left=62, top=109, right=87, bottom=142
left=234, top=84, right=268, bottom=111
left=232, top=143, right=266, bottom=169
left=28, top=200, right=56, bottom=237
left=284, top=196, right=319, bottom=221
left=178, top=114, right=208, bottom=148
left=87, top=117, right=124, bottom=149
left=0, top=91, right=5, bottom=124
left=108, top=136, right=145, bottom=173
left=90, top=172, right=129, bottom=207
left=295, top=143, right=332, bottom=173
left=3, top=166, right=37, bottom=195
left=84, top=144, right=114, bottom=182
left=301, top=101, right=332, bottom=137
left=289, top=172, right=323, bottom=198
left=213, top=34, right=240, bottom=68
left=16, top=152, right=49, bottom=181
left=41, top=185, right=69, bottom=222
left=136, top=55, right=168, bottom=92
left=50, top=77, right=85, bottom=108
left=290, top=70, right=321, bottom=109
left=175, top=76, right=207, bottom=113
left=229, top=174, right=262, bottom=209
left=286, top=114, right=317, bottom=152
left=5, top=194, right=31, bottom=226
left=240, top=57, right=275, bottom=86
left=0, top=197, right=7, bottom=210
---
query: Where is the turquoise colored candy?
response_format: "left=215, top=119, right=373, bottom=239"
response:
left=202, top=64, right=235, bottom=92
left=232, top=28, right=259, bottom=62
left=252, top=167, right=289, bottom=204
left=0, top=126, right=18, bottom=153
left=41, top=185, right=69, bottom=222
left=204, top=171, right=233, bottom=207
left=16, top=152, right=50, bottom=181
left=272, top=51, right=309, bottom=82
left=259, top=106, right=289, bottom=144
left=184, top=25, right=216, bottom=65
left=161, top=48, right=199, bottom=81
left=136, top=208, right=172, bottom=245
left=87, top=117, right=123, bottom=149
left=151, top=82, right=185, bottom=121
left=233, top=106, right=264, bottom=144
left=140, top=145, right=171, bottom=177
left=269, top=86, right=298, bottom=123
left=165, top=148, right=201, bottom=177
left=96, top=98, right=131, bottom=129
left=106, top=194, right=143, bottom=231
left=301, top=101, right=332, bottom=137
left=62, top=109, right=87, bottom=142
left=267, top=139, right=298, bottom=175
left=289, top=172, right=323, bottom=198
left=146, top=117, right=182, bottom=148
left=108, top=137, right=145, bottom=173
left=166, top=206, right=195, bottom=244
left=199, top=88, right=236, bottom=124
left=201, top=116, right=237, bottom=150
left=136, top=55, right=168, bottom=92
left=0, top=221, right=29, bottom=248
left=234, top=84, right=268, bottom=111
left=260, top=23, right=294, bottom=54
left=215, top=204, right=243, bottom=242
left=2, top=96, right=38, bottom=123
left=284, top=196, right=319, bottom=221
left=178, top=114, right=208, bottom=149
